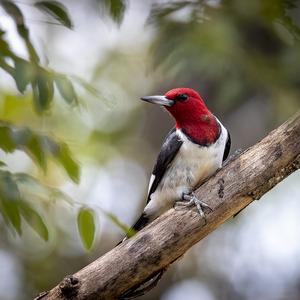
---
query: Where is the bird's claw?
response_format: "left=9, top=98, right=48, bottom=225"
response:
left=175, top=192, right=212, bottom=220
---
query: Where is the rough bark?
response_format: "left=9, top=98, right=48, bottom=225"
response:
left=37, top=112, right=300, bottom=300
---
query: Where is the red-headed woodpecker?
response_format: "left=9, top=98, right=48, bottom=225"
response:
left=132, top=88, right=231, bottom=231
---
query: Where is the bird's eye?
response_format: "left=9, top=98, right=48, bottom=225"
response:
left=176, top=94, right=188, bottom=101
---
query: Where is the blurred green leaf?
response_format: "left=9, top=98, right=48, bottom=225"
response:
left=105, top=212, right=135, bottom=238
left=32, top=70, right=54, bottom=112
left=0, top=170, right=21, bottom=234
left=26, top=135, right=46, bottom=171
left=6, top=126, right=47, bottom=171
left=147, top=1, right=191, bottom=25
left=42, top=137, right=80, bottom=183
left=19, top=201, right=49, bottom=241
left=54, top=75, right=78, bottom=105
left=55, top=143, right=80, bottom=184
left=0, top=30, right=14, bottom=57
left=0, top=125, right=16, bottom=152
left=0, top=171, right=21, bottom=201
left=0, top=198, right=21, bottom=234
left=14, top=59, right=36, bottom=94
left=34, top=1, right=73, bottom=29
left=0, top=161, right=7, bottom=167
left=77, top=208, right=96, bottom=250
left=8, top=126, right=47, bottom=170
left=103, top=0, right=127, bottom=24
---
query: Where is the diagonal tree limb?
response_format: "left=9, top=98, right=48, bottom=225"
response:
left=37, top=112, right=300, bottom=300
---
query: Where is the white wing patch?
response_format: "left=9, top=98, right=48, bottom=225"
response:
left=147, top=174, right=155, bottom=195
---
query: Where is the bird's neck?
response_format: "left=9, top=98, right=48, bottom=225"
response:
left=175, top=113, right=220, bottom=146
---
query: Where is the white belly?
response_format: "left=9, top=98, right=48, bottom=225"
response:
left=145, top=125, right=228, bottom=218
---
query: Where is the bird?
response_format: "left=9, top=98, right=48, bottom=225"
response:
left=132, top=87, right=231, bottom=232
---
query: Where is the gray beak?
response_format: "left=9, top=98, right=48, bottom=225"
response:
left=140, top=95, right=174, bottom=107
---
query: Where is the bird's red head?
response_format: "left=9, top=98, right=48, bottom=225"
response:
left=164, top=88, right=209, bottom=124
left=141, top=88, right=220, bottom=145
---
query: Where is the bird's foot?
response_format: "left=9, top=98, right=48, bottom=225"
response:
left=175, top=192, right=212, bottom=219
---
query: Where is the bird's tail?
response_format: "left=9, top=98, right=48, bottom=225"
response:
left=131, top=212, right=150, bottom=231
left=116, top=212, right=150, bottom=246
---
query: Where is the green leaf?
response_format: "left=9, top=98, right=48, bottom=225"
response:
left=55, top=143, right=80, bottom=183
left=103, top=0, right=127, bottom=24
left=19, top=202, right=48, bottom=241
left=77, top=208, right=96, bottom=250
left=54, top=75, right=78, bottom=105
left=105, top=212, right=135, bottom=237
left=9, top=126, right=46, bottom=171
left=27, top=135, right=46, bottom=171
left=40, top=136, right=80, bottom=182
left=0, top=125, right=16, bottom=152
left=14, top=59, right=36, bottom=93
left=0, top=161, right=7, bottom=167
left=34, top=1, right=73, bottom=29
left=32, top=70, right=54, bottom=112
left=42, top=137, right=80, bottom=183
left=0, top=171, right=20, bottom=201
left=0, top=198, right=21, bottom=234
left=0, top=170, right=21, bottom=234
left=0, top=30, right=13, bottom=57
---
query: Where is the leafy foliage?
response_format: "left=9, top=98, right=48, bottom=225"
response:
left=0, top=168, right=100, bottom=246
left=0, top=0, right=136, bottom=251
left=0, top=0, right=77, bottom=113
left=0, top=119, right=82, bottom=239
left=0, top=122, right=80, bottom=182
left=0, top=1, right=86, bottom=244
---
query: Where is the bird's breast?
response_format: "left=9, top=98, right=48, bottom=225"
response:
left=160, top=136, right=222, bottom=191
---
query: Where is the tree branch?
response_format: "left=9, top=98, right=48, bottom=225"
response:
left=38, top=112, right=300, bottom=300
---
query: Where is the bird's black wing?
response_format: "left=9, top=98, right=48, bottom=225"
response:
left=147, top=127, right=183, bottom=203
left=131, top=128, right=182, bottom=232
left=222, top=130, right=231, bottom=162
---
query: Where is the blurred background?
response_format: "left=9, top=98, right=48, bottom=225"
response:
left=0, top=0, right=300, bottom=299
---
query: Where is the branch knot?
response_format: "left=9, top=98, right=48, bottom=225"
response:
left=59, top=275, right=80, bottom=299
